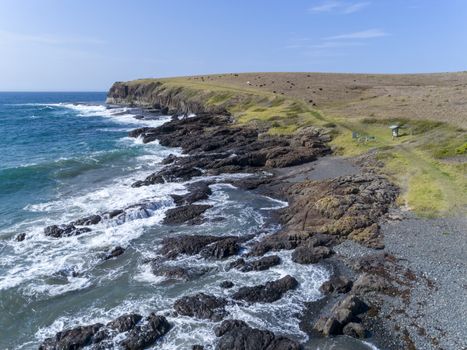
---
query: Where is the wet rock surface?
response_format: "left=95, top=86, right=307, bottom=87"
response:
left=171, top=181, right=212, bottom=206
left=232, top=275, right=298, bottom=303
left=104, top=246, right=125, bottom=260
left=219, top=281, right=234, bottom=289
left=128, top=114, right=331, bottom=188
left=71, top=214, right=102, bottom=226
left=160, top=234, right=250, bottom=260
left=15, top=232, right=26, bottom=241
left=44, top=224, right=91, bottom=238
left=200, top=237, right=240, bottom=259
left=313, top=294, right=369, bottom=337
left=150, top=263, right=208, bottom=281
left=107, top=314, right=143, bottom=333
left=160, top=235, right=224, bottom=258
left=215, top=319, right=301, bottom=350
left=162, top=204, right=212, bottom=225
left=39, top=323, right=104, bottom=350
left=291, top=245, right=333, bottom=264
left=39, top=313, right=170, bottom=350
left=174, top=293, right=228, bottom=321
left=120, top=313, right=172, bottom=350
left=229, top=255, right=281, bottom=272
left=319, top=276, right=353, bottom=294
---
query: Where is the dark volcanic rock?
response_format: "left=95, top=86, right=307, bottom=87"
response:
left=162, top=204, right=212, bottom=225
left=102, top=210, right=124, bottom=220
left=120, top=313, right=171, bottom=350
left=126, top=113, right=331, bottom=188
left=215, top=319, right=301, bottom=350
left=44, top=224, right=91, bottom=238
left=162, top=154, right=177, bottom=165
left=249, top=232, right=336, bottom=257
left=229, top=255, right=281, bottom=272
left=151, top=264, right=207, bottom=281
left=291, top=245, right=333, bottom=264
left=200, top=237, right=240, bottom=259
left=232, top=275, right=298, bottom=303
left=72, top=215, right=102, bottom=226
left=39, top=313, right=160, bottom=350
left=174, top=293, right=228, bottom=321
left=313, top=294, right=368, bottom=337
left=39, top=323, right=104, bottom=349
left=219, top=281, right=234, bottom=289
left=107, top=314, right=143, bottom=332
left=171, top=181, right=212, bottom=206
left=160, top=234, right=250, bottom=260
left=248, top=233, right=302, bottom=256
left=15, top=233, right=26, bottom=241
left=319, top=276, right=353, bottom=295
left=104, top=246, right=125, bottom=260
left=160, top=235, right=221, bottom=259
left=133, top=167, right=203, bottom=187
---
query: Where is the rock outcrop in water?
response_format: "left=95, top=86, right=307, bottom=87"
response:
left=44, top=224, right=91, bottom=238
left=162, top=204, right=212, bottom=225
left=160, top=234, right=251, bottom=259
left=232, top=275, right=298, bottom=303
left=39, top=313, right=171, bottom=350
left=120, top=313, right=172, bottom=350
left=127, top=114, right=331, bottom=187
left=171, top=181, right=212, bottom=206
left=229, top=255, right=281, bottom=272
left=174, top=293, right=228, bottom=321
left=39, top=323, right=104, bottom=350
left=215, top=320, right=301, bottom=350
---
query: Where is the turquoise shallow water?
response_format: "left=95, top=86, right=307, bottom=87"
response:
left=0, top=93, right=377, bottom=349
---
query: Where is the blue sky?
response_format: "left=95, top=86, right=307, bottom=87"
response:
left=0, top=0, right=466, bottom=90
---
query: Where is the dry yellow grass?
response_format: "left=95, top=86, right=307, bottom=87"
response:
left=152, top=72, right=467, bottom=129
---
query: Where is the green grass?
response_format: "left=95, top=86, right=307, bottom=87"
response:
left=326, top=115, right=466, bottom=217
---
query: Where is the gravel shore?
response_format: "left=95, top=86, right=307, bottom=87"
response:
left=336, top=212, right=467, bottom=350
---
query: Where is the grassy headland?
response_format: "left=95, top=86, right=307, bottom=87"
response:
left=118, top=73, right=467, bottom=217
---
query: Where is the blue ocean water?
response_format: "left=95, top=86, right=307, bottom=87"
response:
left=0, top=92, right=161, bottom=230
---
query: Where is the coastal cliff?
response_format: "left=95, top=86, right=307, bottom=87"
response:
left=107, top=80, right=230, bottom=116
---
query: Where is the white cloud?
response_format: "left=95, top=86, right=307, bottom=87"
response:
left=342, top=2, right=370, bottom=13
left=308, top=1, right=370, bottom=14
left=309, top=41, right=367, bottom=49
left=325, top=28, right=388, bottom=40
left=309, top=0, right=341, bottom=12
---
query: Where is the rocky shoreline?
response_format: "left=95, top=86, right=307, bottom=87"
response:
left=36, top=86, right=460, bottom=350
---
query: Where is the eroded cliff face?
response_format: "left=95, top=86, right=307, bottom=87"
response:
left=106, top=81, right=228, bottom=116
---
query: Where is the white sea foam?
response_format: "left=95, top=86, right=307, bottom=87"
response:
left=2, top=154, right=185, bottom=296
left=21, top=102, right=172, bottom=127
